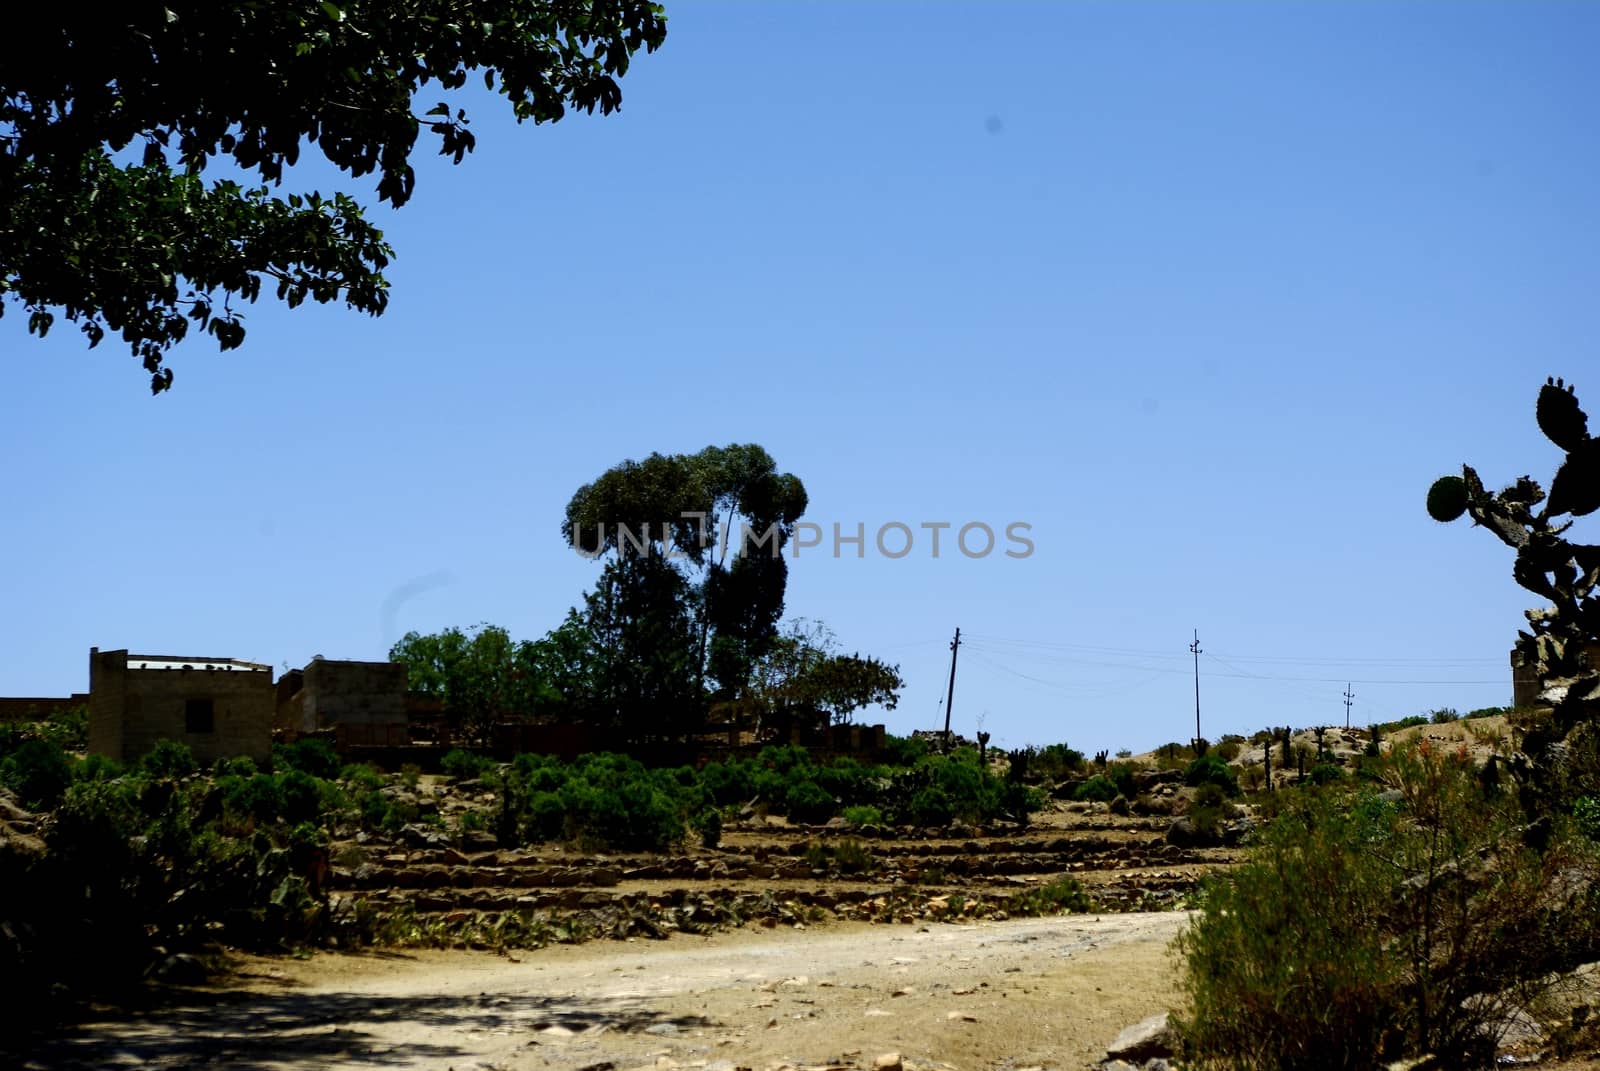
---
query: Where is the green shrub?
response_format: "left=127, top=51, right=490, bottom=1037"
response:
left=1029, top=742, right=1085, bottom=778
left=141, top=740, right=197, bottom=779
left=274, top=738, right=342, bottom=779
left=832, top=838, right=873, bottom=874
left=235, top=772, right=284, bottom=822
left=1184, top=755, right=1239, bottom=796
left=815, top=758, right=870, bottom=805
left=278, top=769, right=323, bottom=824
left=692, top=808, right=722, bottom=849
left=1109, top=762, right=1139, bottom=799
left=842, top=804, right=885, bottom=828
left=1001, top=781, right=1043, bottom=821
left=879, top=734, right=929, bottom=767
left=784, top=780, right=837, bottom=825
left=1012, top=876, right=1093, bottom=916
left=441, top=748, right=494, bottom=781
left=1175, top=744, right=1600, bottom=1071
left=1074, top=775, right=1117, bottom=803
left=525, top=791, right=565, bottom=842
left=1310, top=763, right=1344, bottom=785
left=700, top=759, right=756, bottom=806
left=907, top=786, right=954, bottom=826
left=342, top=762, right=385, bottom=790
left=73, top=752, right=123, bottom=783
left=38, top=705, right=89, bottom=751
left=558, top=774, right=683, bottom=852
left=1575, top=796, right=1600, bottom=841
left=0, top=738, right=74, bottom=809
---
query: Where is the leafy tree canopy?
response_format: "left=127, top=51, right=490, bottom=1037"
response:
left=1, top=2, right=668, bottom=392
left=745, top=618, right=905, bottom=735
left=563, top=443, right=809, bottom=697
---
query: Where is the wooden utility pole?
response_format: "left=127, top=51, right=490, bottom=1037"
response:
left=1344, top=684, right=1355, bottom=730
left=1190, top=629, right=1203, bottom=746
left=942, top=627, right=961, bottom=751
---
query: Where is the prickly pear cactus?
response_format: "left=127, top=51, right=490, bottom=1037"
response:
left=1426, top=377, right=1600, bottom=759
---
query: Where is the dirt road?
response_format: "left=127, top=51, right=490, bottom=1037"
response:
left=24, top=912, right=1190, bottom=1071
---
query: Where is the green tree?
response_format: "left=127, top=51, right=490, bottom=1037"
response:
left=562, top=444, right=809, bottom=715
left=744, top=619, right=904, bottom=738
left=390, top=622, right=556, bottom=743
left=1, top=2, right=667, bottom=392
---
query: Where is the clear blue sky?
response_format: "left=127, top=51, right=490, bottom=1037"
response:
left=3, top=2, right=1597, bottom=757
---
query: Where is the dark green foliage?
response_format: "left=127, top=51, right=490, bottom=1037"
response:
left=274, top=737, right=342, bottom=779
left=700, top=759, right=757, bottom=806
left=1575, top=796, right=1600, bottom=841
left=842, top=804, right=885, bottom=828
left=441, top=748, right=496, bottom=781
left=1429, top=707, right=1460, bottom=724
left=906, top=786, right=955, bottom=826
left=1184, top=754, right=1239, bottom=796
left=1074, top=775, right=1118, bottom=803
left=1176, top=744, right=1600, bottom=1071
left=1426, top=476, right=1470, bottom=522
left=488, top=751, right=688, bottom=851
left=1020, top=742, right=1084, bottom=780
left=0, top=738, right=73, bottom=809
left=75, top=752, right=124, bottom=783
left=140, top=740, right=198, bottom=779
left=1310, top=763, right=1344, bottom=785
left=879, top=734, right=929, bottom=767
left=2, top=2, right=667, bottom=391
left=1109, top=762, right=1138, bottom=799
left=783, top=780, right=837, bottom=825
left=692, top=808, right=722, bottom=849
left=1000, top=780, right=1043, bottom=821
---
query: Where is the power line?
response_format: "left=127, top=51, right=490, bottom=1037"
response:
left=962, top=632, right=1507, bottom=666
left=963, top=641, right=1506, bottom=686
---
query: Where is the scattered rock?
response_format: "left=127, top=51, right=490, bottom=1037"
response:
left=874, top=1053, right=903, bottom=1071
left=1105, top=1012, right=1176, bottom=1063
left=644, top=1023, right=680, bottom=1037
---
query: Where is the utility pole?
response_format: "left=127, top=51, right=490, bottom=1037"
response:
left=942, top=627, right=961, bottom=751
left=1190, top=629, right=1203, bottom=747
left=1343, top=684, right=1355, bottom=730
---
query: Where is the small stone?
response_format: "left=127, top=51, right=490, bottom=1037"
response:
left=645, top=1023, right=680, bottom=1037
left=874, top=1054, right=903, bottom=1071
left=1105, top=1013, right=1176, bottom=1063
left=944, top=1011, right=978, bottom=1022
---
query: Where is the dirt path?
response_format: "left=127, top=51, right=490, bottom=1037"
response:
left=23, top=913, right=1190, bottom=1071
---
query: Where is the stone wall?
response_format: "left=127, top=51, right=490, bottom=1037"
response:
left=0, top=695, right=88, bottom=721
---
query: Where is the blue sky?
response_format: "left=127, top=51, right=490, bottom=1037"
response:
left=3, top=2, right=1597, bottom=756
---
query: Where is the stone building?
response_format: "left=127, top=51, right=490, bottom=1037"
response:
left=275, top=657, right=410, bottom=746
left=88, top=648, right=274, bottom=765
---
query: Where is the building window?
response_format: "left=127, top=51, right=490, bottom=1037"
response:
left=185, top=698, right=215, bottom=734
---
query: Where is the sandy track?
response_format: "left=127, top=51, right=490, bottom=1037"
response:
left=22, top=912, right=1190, bottom=1071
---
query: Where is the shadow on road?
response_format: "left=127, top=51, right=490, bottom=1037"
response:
left=18, top=987, right=715, bottom=1070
